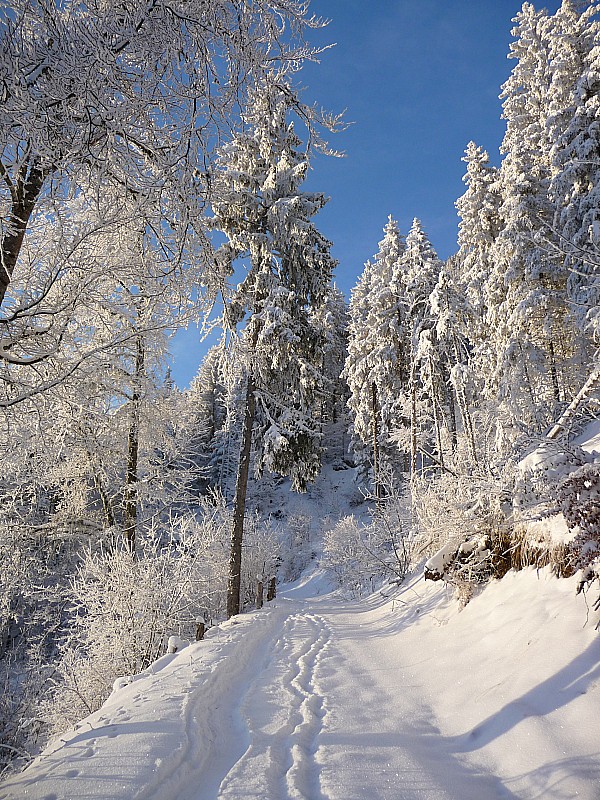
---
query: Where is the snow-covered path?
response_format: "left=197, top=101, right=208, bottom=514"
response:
left=1, top=568, right=599, bottom=800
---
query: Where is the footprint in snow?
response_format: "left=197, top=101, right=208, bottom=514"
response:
left=64, top=769, right=79, bottom=778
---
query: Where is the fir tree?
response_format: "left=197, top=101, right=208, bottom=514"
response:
left=401, top=218, right=442, bottom=474
left=210, top=81, right=336, bottom=617
left=344, top=216, right=407, bottom=495
left=549, top=1, right=600, bottom=344
left=486, top=2, right=577, bottom=441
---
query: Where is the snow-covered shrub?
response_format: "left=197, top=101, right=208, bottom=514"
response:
left=239, top=514, right=281, bottom=608
left=0, top=651, right=54, bottom=780
left=415, top=470, right=515, bottom=601
left=557, top=462, right=600, bottom=619
left=0, top=522, right=81, bottom=775
left=424, top=533, right=499, bottom=607
left=45, top=506, right=231, bottom=734
left=321, top=515, right=374, bottom=595
left=279, top=513, right=313, bottom=582
left=515, top=441, right=593, bottom=520
left=557, top=462, right=600, bottom=562
left=369, top=495, right=414, bottom=578
left=516, top=441, right=600, bottom=583
left=44, top=499, right=283, bottom=736
left=320, top=501, right=412, bottom=597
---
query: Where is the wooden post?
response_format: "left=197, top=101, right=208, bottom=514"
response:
left=267, top=576, right=276, bottom=602
left=195, top=622, right=205, bottom=641
left=257, top=580, right=264, bottom=609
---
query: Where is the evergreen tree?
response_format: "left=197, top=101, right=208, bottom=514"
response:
left=310, top=284, right=351, bottom=464
left=344, top=216, right=408, bottom=494
left=455, top=141, right=502, bottom=342
left=186, top=343, right=231, bottom=497
left=453, top=143, right=503, bottom=467
left=429, top=255, right=479, bottom=469
left=209, top=81, right=336, bottom=617
left=549, top=1, right=600, bottom=344
left=486, top=2, right=577, bottom=442
left=401, top=218, right=442, bottom=474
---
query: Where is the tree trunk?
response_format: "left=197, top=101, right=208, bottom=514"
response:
left=547, top=366, right=600, bottom=440
left=548, top=338, right=560, bottom=404
left=446, top=378, right=458, bottom=454
left=410, top=361, right=418, bottom=475
left=123, top=335, right=145, bottom=553
left=432, top=396, right=445, bottom=471
left=457, top=383, right=477, bottom=468
left=429, top=355, right=445, bottom=471
left=451, top=338, right=477, bottom=468
left=371, top=381, right=381, bottom=499
left=227, top=371, right=256, bottom=619
left=0, top=155, right=47, bottom=307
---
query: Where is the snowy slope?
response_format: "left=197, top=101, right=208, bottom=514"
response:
left=1, top=565, right=598, bottom=800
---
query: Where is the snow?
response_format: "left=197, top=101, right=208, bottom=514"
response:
left=576, top=418, right=600, bottom=454
left=2, top=562, right=599, bottom=800
left=166, top=635, right=190, bottom=654
left=525, top=513, right=576, bottom=545
left=424, top=541, right=459, bottom=577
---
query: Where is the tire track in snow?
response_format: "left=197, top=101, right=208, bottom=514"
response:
left=133, top=609, right=285, bottom=800
left=218, top=609, right=331, bottom=800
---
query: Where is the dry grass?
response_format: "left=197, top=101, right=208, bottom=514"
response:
left=507, top=526, right=575, bottom=577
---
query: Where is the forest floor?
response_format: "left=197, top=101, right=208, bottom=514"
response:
left=1, top=561, right=599, bottom=800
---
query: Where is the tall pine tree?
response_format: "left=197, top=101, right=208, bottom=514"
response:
left=210, top=81, right=336, bottom=617
left=344, top=216, right=407, bottom=494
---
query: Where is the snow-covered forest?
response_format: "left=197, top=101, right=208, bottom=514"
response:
left=0, top=1, right=599, bottom=797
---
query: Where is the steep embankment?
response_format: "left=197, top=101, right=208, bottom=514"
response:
left=1, top=566, right=598, bottom=800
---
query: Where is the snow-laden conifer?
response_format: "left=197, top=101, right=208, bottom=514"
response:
left=455, top=142, right=502, bottom=341
left=209, top=81, right=336, bottom=616
left=344, top=216, right=407, bottom=493
left=486, top=3, right=578, bottom=442
left=310, top=284, right=350, bottom=464
left=401, top=218, right=443, bottom=473
left=549, top=2, right=600, bottom=342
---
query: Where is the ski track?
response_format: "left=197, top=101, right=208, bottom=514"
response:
left=133, top=610, right=288, bottom=800
left=2, top=565, right=597, bottom=800
left=133, top=599, right=331, bottom=800
left=218, top=609, right=330, bottom=800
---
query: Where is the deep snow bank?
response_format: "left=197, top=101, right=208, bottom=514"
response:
left=0, top=567, right=598, bottom=799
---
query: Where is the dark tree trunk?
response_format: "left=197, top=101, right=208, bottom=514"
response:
left=446, top=378, right=458, bottom=454
left=0, top=155, right=47, bottom=307
left=429, top=355, right=445, bottom=472
left=227, top=371, right=256, bottom=619
left=549, top=338, right=560, bottom=404
left=371, top=381, right=382, bottom=500
left=410, top=361, right=418, bottom=476
left=123, top=336, right=145, bottom=553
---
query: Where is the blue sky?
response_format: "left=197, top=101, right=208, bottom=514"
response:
left=170, top=0, right=562, bottom=388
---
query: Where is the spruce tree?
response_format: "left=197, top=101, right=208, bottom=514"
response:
left=310, top=284, right=350, bottom=464
left=210, top=81, right=336, bottom=617
left=549, top=1, right=600, bottom=345
left=344, top=216, right=408, bottom=494
left=401, top=219, right=442, bottom=474
left=487, top=3, right=576, bottom=440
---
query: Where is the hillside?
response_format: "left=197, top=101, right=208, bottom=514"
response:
left=1, top=557, right=598, bottom=800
